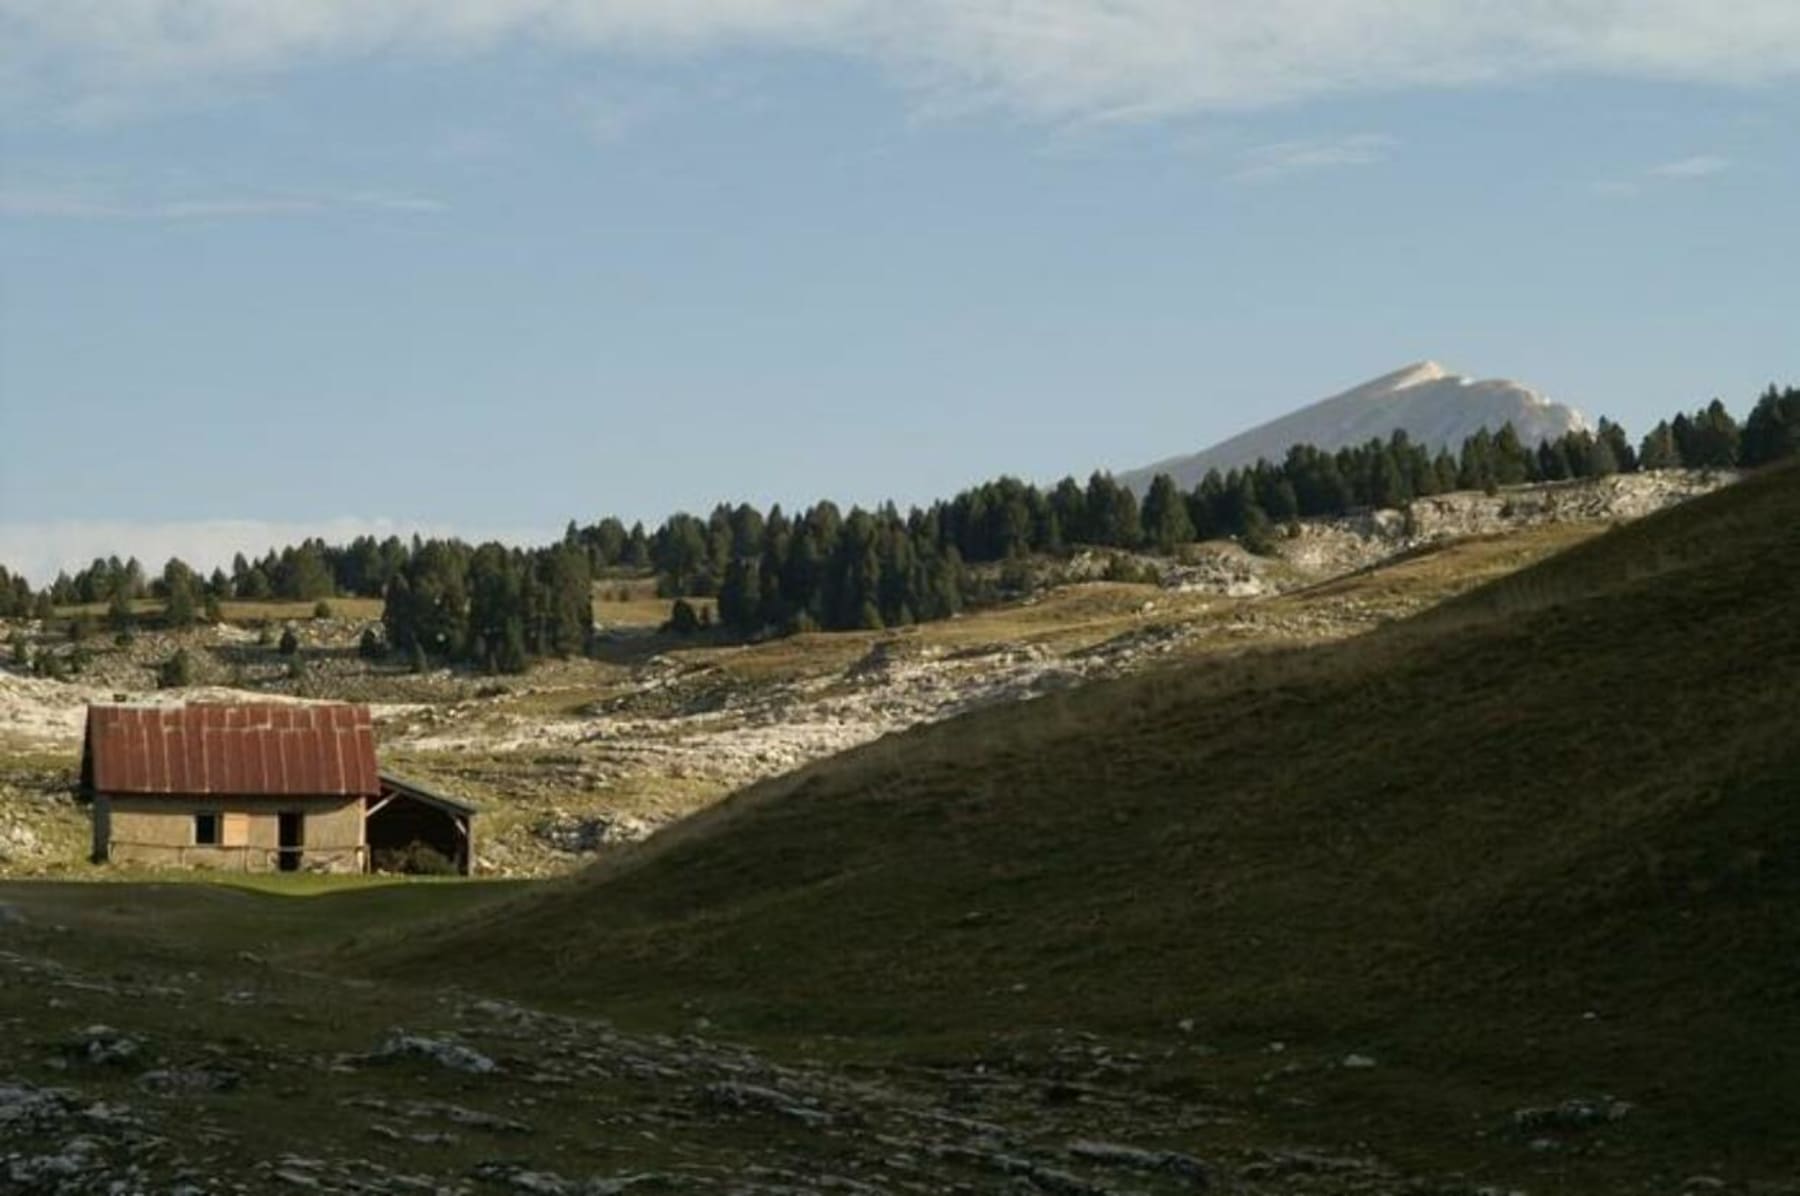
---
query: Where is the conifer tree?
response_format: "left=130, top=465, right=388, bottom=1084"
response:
left=1638, top=420, right=1680, bottom=469
left=666, top=598, right=701, bottom=635
left=1741, top=385, right=1800, bottom=467
left=1687, top=399, right=1741, bottom=467
left=1597, top=418, right=1637, bottom=473
left=1492, top=424, right=1532, bottom=486
left=107, top=586, right=133, bottom=632
left=498, top=617, right=529, bottom=674
left=1141, top=474, right=1195, bottom=553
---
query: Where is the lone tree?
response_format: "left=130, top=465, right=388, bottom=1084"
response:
left=165, top=577, right=197, bottom=629
left=666, top=599, right=701, bottom=636
left=161, top=558, right=199, bottom=629
left=107, top=586, right=134, bottom=632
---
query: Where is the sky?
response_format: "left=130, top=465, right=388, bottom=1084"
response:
left=1, top=1, right=1796, bottom=583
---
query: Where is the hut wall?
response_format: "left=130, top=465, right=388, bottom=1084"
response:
left=101, top=795, right=365, bottom=873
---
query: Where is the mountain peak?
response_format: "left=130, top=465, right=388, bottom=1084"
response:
left=1375, top=360, right=1453, bottom=392
left=1120, top=364, right=1588, bottom=492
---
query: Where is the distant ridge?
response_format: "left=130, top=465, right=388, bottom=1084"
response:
left=1120, top=361, right=1588, bottom=492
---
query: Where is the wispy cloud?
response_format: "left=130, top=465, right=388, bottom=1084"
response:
left=3, top=2, right=1799, bottom=124
left=1591, top=152, right=1734, bottom=197
left=1648, top=154, right=1731, bottom=178
left=157, top=197, right=321, bottom=219
left=1228, top=133, right=1396, bottom=183
left=0, top=185, right=125, bottom=218
left=569, top=86, right=671, bottom=147
left=1587, top=179, right=1642, bottom=199
left=0, top=183, right=448, bottom=221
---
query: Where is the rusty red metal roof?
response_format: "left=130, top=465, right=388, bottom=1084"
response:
left=82, top=703, right=381, bottom=798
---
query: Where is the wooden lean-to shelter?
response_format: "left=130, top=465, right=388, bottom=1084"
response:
left=82, top=702, right=474, bottom=875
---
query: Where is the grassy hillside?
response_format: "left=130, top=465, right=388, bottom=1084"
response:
left=369, top=464, right=1800, bottom=1184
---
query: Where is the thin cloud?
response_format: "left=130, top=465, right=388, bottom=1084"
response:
left=4, top=3, right=1799, bottom=123
left=342, top=192, right=450, bottom=214
left=1649, top=154, right=1731, bottom=178
left=0, top=185, right=125, bottom=218
left=1591, top=153, right=1733, bottom=197
left=157, top=197, right=321, bottom=219
left=569, top=86, right=672, bottom=146
left=1587, top=179, right=1642, bottom=198
left=1228, top=133, right=1396, bottom=183
left=0, top=184, right=448, bottom=221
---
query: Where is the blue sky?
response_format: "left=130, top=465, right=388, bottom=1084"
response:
left=1, top=2, right=1796, bottom=581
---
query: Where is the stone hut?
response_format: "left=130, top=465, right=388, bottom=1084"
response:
left=84, top=702, right=378, bottom=873
left=82, top=701, right=476, bottom=875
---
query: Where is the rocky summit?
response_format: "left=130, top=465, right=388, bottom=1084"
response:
left=1120, top=361, right=1588, bottom=492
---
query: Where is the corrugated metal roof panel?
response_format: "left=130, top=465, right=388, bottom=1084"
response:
left=84, top=703, right=381, bottom=798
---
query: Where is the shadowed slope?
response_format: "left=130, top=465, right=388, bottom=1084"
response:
left=376, top=463, right=1800, bottom=1173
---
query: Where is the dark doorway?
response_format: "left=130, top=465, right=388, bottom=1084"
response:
left=278, top=812, right=304, bottom=872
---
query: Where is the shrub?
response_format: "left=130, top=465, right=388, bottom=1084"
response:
left=358, top=627, right=385, bottom=660
left=159, top=649, right=195, bottom=689
left=1240, top=510, right=1279, bottom=557
left=1101, top=555, right=1161, bottom=585
left=999, top=557, right=1041, bottom=593
left=312, top=600, right=332, bottom=620
left=278, top=627, right=299, bottom=655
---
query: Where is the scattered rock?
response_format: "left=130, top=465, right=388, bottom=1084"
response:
left=64, top=1024, right=142, bottom=1068
left=137, top=1067, right=243, bottom=1095
left=701, top=1080, right=832, bottom=1126
left=1068, top=1138, right=1214, bottom=1185
left=1510, top=1096, right=1633, bottom=1131
left=368, top=1032, right=499, bottom=1075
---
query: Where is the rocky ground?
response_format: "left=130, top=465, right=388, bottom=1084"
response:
left=0, top=471, right=1735, bottom=879
left=2, top=889, right=1723, bottom=1196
